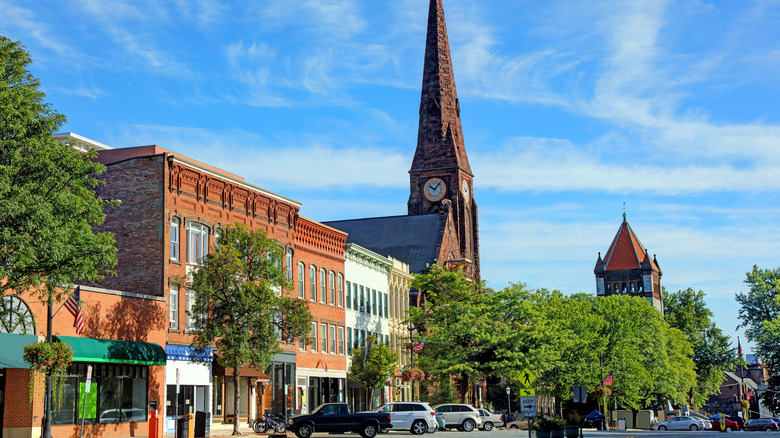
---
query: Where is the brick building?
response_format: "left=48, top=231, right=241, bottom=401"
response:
left=594, top=213, right=663, bottom=313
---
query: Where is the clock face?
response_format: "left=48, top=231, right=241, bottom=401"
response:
left=462, top=180, right=470, bottom=201
left=424, top=178, right=446, bottom=201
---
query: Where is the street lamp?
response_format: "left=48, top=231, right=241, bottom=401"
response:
left=506, top=387, right=511, bottom=415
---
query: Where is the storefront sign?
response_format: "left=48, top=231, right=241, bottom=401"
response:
left=78, top=381, right=98, bottom=419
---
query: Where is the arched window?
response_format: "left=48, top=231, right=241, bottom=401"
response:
left=319, top=269, right=326, bottom=304
left=309, top=266, right=317, bottom=302
left=286, top=248, right=293, bottom=282
left=297, top=262, right=305, bottom=299
left=0, top=295, right=35, bottom=334
left=328, top=271, right=335, bottom=305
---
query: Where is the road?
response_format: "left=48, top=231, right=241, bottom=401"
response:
left=274, top=429, right=780, bottom=438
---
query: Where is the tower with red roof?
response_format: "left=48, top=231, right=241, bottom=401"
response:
left=594, top=213, right=663, bottom=313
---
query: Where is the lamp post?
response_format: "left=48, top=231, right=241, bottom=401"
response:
left=506, top=387, right=511, bottom=415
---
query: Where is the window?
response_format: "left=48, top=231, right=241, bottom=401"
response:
left=384, top=293, right=389, bottom=318
left=346, top=281, right=352, bottom=310
left=372, top=289, right=377, bottom=315
left=311, top=322, right=318, bottom=352
left=330, top=325, right=336, bottom=354
left=347, top=328, right=353, bottom=355
left=186, top=222, right=209, bottom=264
left=297, top=262, right=305, bottom=299
left=360, top=286, right=365, bottom=312
left=310, top=266, right=317, bottom=302
left=319, top=269, right=326, bottom=303
left=353, top=283, right=358, bottom=310
left=286, top=249, right=293, bottom=282
left=214, top=228, right=222, bottom=249
left=299, top=333, right=306, bottom=351
left=337, top=274, right=344, bottom=308
left=185, top=289, right=196, bottom=330
left=170, top=218, right=180, bottom=261
left=328, top=271, right=335, bottom=305
left=169, top=285, right=179, bottom=330
left=320, top=323, right=328, bottom=353
left=377, top=290, right=383, bottom=317
left=339, top=326, right=345, bottom=355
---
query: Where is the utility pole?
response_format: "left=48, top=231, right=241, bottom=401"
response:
left=41, top=298, right=53, bottom=438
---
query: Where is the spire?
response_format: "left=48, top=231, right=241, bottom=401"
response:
left=410, top=0, right=472, bottom=175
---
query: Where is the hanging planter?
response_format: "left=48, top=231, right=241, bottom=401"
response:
left=593, top=386, right=611, bottom=397
left=400, top=367, right=426, bottom=382
left=23, top=341, right=74, bottom=407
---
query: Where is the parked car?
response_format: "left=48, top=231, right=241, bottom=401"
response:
left=374, top=402, right=438, bottom=435
left=710, top=417, right=740, bottom=431
left=652, top=415, right=709, bottom=431
left=434, top=404, right=483, bottom=432
left=506, top=417, right=532, bottom=430
left=477, top=409, right=503, bottom=431
left=744, top=418, right=780, bottom=431
left=287, top=403, right=392, bottom=438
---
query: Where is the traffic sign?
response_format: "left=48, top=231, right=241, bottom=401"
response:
left=519, top=388, right=535, bottom=397
left=521, top=396, right=536, bottom=417
left=520, top=368, right=536, bottom=387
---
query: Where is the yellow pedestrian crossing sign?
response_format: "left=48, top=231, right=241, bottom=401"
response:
left=520, top=368, right=536, bottom=387
left=520, top=388, right=535, bottom=397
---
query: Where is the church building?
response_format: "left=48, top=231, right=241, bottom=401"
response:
left=325, top=0, right=480, bottom=283
left=594, top=213, right=663, bottom=313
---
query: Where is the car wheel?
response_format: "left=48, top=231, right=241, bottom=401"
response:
left=725, top=427, right=733, bottom=432
left=362, top=423, right=378, bottom=438
left=766, top=427, right=773, bottom=432
left=659, top=425, right=667, bottom=431
left=411, top=420, right=427, bottom=435
left=296, top=423, right=313, bottom=438
left=690, top=425, right=699, bottom=431
left=509, top=425, right=518, bottom=430
left=483, top=422, right=494, bottom=431
left=462, top=419, right=476, bottom=432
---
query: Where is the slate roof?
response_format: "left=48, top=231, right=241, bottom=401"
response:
left=603, top=213, right=657, bottom=271
left=323, top=214, right=443, bottom=274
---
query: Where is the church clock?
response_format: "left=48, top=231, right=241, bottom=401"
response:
left=424, top=177, right=446, bottom=201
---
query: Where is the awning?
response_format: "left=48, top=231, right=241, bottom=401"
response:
left=56, top=336, right=166, bottom=365
left=212, top=358, right=270, bottom=380
left=0, top=333, right=41, bottom=368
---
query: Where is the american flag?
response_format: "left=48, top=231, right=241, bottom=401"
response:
left=411, top=337, right=425, bottom=352
left=64, top=286, right=84, bottom=334
left=602, top=369, right=613, bottom=386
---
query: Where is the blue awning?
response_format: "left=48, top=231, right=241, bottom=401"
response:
left=165, top=345, right=213, bottom=362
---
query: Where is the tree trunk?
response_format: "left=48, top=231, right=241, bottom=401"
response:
left=233, top=369, right=241, bottom=436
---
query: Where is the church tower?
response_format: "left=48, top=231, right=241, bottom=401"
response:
left=594, top=213, right=663, bottom=313
left=408, top=0, right=480, bottom=279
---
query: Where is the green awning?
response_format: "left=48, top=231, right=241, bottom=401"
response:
left=0, top=333, right=41, bottom=368
left=56, top=336, right=166, bottom=365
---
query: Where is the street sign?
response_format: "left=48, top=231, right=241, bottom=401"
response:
left=85, top=365, right=92, bottom=393
left=519, top=388, right=535, bottom=397
left=521, top=396, right=536, bottom=417
left=520, top=368, right=536, bottom=387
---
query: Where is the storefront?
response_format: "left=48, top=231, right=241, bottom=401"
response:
left=269, top=352, right=297, bottom=418
left=164, top=345, right=213, bottom=434
left=296, top=367, right=346, bottom=414
left=212, top=360, right=270, bottom=424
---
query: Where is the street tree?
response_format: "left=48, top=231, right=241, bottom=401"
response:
left=189, top=225, right=311, bottom=435
left=0, top=35, right=118, bottom=438
left=664, top=288, right=736, bottom=408
left=736, top=265, right=780, bottom=414
left=348, top=334, right=399, bottom=409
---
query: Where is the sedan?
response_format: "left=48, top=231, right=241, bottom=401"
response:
left=710, top=417, right=740, bottom=431
left=477, top=409, right=503, bottom=431
left=653, top=416, right=709, bottom=431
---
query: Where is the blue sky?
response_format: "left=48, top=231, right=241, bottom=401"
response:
left=3, top=0, right=779, bottom=354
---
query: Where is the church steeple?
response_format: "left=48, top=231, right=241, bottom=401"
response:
left=410, top=0, right=472, bottom=175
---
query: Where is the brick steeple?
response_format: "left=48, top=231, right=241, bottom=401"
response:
left=410, top=0, right=472, bottom=175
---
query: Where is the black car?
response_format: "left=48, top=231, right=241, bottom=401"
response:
left=744, top=418, right=779, bottom=431
left=288, top=403, right=393, bottom=438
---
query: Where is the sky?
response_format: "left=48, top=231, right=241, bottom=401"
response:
left=3, top=0, right=780, bottom=355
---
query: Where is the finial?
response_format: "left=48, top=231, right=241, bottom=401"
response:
left=622, top=202, right=627, bottom=222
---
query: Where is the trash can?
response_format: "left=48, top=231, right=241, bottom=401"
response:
left=194, top=411, right=211, bottom=437
left=176, top=415, right=190, bottom=438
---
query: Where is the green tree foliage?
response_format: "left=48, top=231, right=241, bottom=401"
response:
left=348, top=334, right=398, bottom=409
left=189, top=225, right=311, bottom=435
left=736, top=265, right=780, bottom=414
left=664, top=288, right=736, bottom=408
left=0, top=35, right=117, bottom=316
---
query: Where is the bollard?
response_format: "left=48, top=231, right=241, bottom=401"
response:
left=149, top=410, right=159, bottom=438
left=186, top=413, right=195, bottom=438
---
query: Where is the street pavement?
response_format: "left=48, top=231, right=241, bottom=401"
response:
left=206, top=427, right=780, bottom=438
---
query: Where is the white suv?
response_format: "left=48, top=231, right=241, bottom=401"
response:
left=374, top=402, right=437, bottom=435
left=434, top=404, right=483, bottom=432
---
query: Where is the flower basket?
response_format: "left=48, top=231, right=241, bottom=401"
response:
left=23, top=341, right=73, bottom=373
left=400, top=367, right=426, bottom=382
left=593, top=386, right=611, bottom=397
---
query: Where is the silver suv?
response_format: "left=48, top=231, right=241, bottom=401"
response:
left=374, top=402, right=437, bottom=435
left=434, top=404, right=482, bottom=432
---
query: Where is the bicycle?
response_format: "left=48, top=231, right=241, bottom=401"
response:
left=253, top=413, right=287, bottom=433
